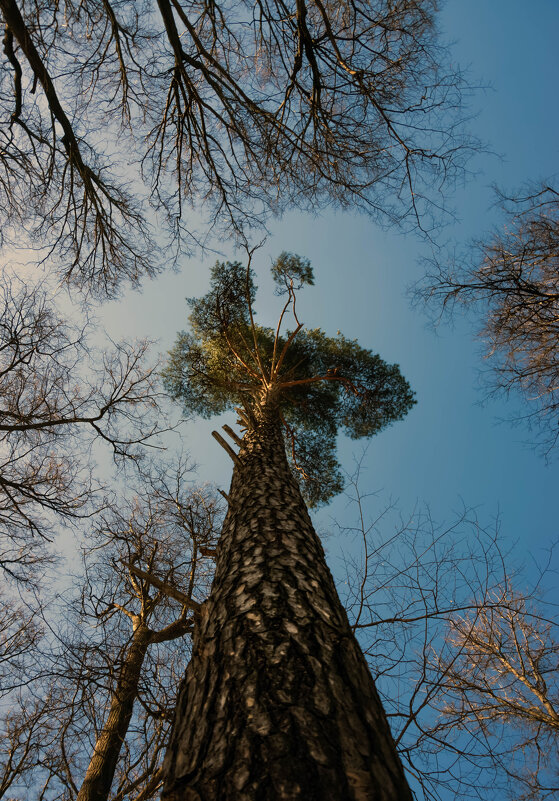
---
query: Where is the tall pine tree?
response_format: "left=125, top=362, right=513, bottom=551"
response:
left=162, top=254, right=415, bottom=800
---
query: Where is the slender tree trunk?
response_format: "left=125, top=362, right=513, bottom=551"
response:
left=77, top=625, right=152, bottom=801
left=162, top=404, right=412, bottom=800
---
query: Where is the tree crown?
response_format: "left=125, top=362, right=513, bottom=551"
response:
left=0, top=0, right=473, bottom=297
left=164, top=254, right=415, bottom=506
left=419, top=183, right=559, bottom=456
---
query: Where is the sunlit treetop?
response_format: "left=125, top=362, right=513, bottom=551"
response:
left=163, top=254, right=415, bottom=506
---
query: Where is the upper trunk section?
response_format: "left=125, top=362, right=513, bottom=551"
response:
left=162, top=403, right=412, bottom=800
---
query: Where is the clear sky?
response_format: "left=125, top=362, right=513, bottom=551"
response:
left=99, top=0, right=559, bottom=585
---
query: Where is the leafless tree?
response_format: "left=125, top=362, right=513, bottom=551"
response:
left=435, top=587, right=559, bottom=800
left=0, top=461, right=222, bottom=801
left=0, top=589, right=42, bottom=698
left=0, top=585, right=52, bottom=800
left=339, top=463, right=558, bottom=800
left=0, top=270, right=166, bottom=584
left=70, top=468, right=219, bottom=801
left=0, top=690, right=59, bottom=801
left=0, top=0, right=474, bottom=297
left=419, top=183, right=559, bottom=455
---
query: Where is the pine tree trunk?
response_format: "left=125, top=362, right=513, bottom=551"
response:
left=162, top=405, right=412, bottom=800
left=76, top=625, right=152, bottom=801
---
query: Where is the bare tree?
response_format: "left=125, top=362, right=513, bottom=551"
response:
left=435, top=587, right=559, bottom=800
left=71, top=463, right=220, bottom=801
left=0, top=590, right=42, bottom=697
left=0, top=270, right=166, bottom=584
left=0, top=586, right=52, bottom=800
left=419, top=183, right=559, bottom=455
left=0, top=462, right=222, bottom=801
left=0, top=0, right=474, bottom=296
left=0, top=690, right=59, bottom=801
left=339, top=464, right=558, bottom=800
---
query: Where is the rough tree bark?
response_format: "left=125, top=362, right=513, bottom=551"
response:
left=162, top=401, right=412, bottom=800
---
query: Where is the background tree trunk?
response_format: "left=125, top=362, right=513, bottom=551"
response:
left=77, top=625, right=152, bottom=801
left=162, top=406, right=412, bottom=800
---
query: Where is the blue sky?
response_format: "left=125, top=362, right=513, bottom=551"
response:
left=101, top=0, right=559, bottom=583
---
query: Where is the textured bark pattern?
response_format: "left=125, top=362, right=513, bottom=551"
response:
left=162, top=407, right=412, bottom=800
left=76, top=626, right=152, bottom=801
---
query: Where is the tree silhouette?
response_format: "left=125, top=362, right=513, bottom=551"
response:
left=0, top=462, right=222, bottom=801
left=338, top=471, right=559, bottom=801
left=0, top=0, right=473, bottom=296
left=420, top=183, right=559, bottom=456
left=0, top=272, right=165, bottom=585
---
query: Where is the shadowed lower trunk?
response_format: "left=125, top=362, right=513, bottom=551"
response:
left=162, top=404, right=412, bottom=800
left=76, top=625, right=152, bottom=801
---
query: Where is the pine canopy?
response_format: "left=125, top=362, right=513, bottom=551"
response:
left=163, top=255, right=415, bottom=505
